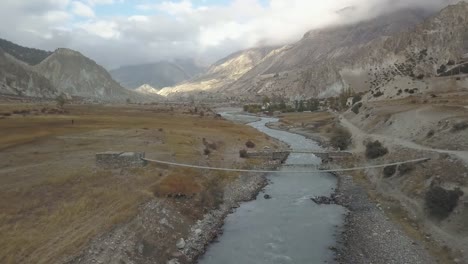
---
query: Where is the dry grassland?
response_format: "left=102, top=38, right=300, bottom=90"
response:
left=0, top=103, right=279, bottom=264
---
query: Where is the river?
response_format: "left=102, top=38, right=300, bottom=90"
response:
left=198, top=112, right=346, bottom=264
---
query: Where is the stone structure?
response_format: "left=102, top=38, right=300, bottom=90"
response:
left=96, top=151, right=147, bottom=169
left=246, top=150, right=352, bottom=164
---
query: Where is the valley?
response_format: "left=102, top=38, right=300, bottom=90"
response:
left=1, top=1, right=468, bottom=263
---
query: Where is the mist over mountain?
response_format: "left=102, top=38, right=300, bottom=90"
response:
left=110, top=59, right=205, bottom=90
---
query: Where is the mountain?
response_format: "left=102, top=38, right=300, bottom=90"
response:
left=219, top=8, right=436, bottom=99
left=0, top=38, right=52, bottom=65
left=110, top=59, right=205, bottom=89
left=157, top=47, right=276, bottom=96
left=135, top=84, right=160, bottom=95
left=33, top=48, right=146, bottom=101
left=0, top=47, right=57, bottom=98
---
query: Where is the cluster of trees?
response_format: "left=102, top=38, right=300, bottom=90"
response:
left=243, top=89, right=363, bottom=114
left=243, top=96, right=321, bottom=114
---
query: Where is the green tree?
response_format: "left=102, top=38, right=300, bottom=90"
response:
left=56, top=95, right=67, bottom=108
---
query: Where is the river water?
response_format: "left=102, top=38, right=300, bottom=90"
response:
left=199, top=113, right=345, bottom=264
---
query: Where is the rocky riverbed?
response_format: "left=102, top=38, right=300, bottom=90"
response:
left=335, top=174, right=437, bottom=264
left=65, top=171, right=270, bottom=264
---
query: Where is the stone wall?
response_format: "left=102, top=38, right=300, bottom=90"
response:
left=96, top=151, right=147, bottom=169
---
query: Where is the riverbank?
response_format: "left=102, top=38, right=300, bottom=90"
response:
left=334, top=174, right=436, bottom=263
left=267, top=112, right=443, bottom=263
left=182, top=172, right=269, bottom=263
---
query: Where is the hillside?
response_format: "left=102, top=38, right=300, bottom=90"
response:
left=0, top=38, right=52, bottom=66
left=157, top=47, right=276, bottom=97
left=110, top=59, right=205, bottom=89
left=220, top=8, right=435, bottom=99
left=135, top=84, right=160, bottom=95
left=34, top=48, right=147, bottom=101
left=0, top=47, right=57, bottom=98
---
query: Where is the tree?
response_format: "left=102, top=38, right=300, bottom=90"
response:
left=56, top=95, right=67, bottom=108
left=298, top=100, right=305, bottom=112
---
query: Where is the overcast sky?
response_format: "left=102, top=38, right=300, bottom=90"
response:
left=0, top=0, right=458, bottom=69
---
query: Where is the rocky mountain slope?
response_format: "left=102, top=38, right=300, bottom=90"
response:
left=222, top=8, right=438, bottom=99
left=159, top=3, right=468, bottom=101
left=0, top=47, right=57, bottom=98
left=0, top=38, right=52, bottom=66
left=230, top=3, right=468, bottom=100
left=157, top=47, right=276, bottom=97
left=34, top=48, right=147, bottom=101
left=110, top=59, right=205, bottom=89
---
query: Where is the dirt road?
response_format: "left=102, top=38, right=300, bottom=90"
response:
left=339, top=115, right=468, bottom=164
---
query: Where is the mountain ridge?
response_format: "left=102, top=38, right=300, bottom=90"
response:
left=110, top=59, right=205, bottom=89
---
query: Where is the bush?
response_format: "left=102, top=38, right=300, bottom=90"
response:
left=426, top=130, right=435, bottom=138
left=351, top=102, right=363, bottom=114
left=239, top=149, right=248, bottom=158
left=245, top=140, right=255, bottom=148
left=151, top=172, right=201, bottom=197
left=425, top=186, right=463, bottom=219
left=203, top=148, right=211, bottom=155
left=352, top=95, right=362, bottom=105
left=365, top=140, right=388, bottom=159
left=330, top=127, right=352, bottom=150
left=398, top=163, right=413, bottom=175
left=383, top=165, right=397, bottom=178
left=55, top=95, right=67, bottom=108
left=452, top=121, right=468, bottom=132
left=373, top=91, right=384, bottom=97
left=199, top=176, right=224, bottom=211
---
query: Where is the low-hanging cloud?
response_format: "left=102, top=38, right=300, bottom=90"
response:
left=0, top=0, right=461, bottom=69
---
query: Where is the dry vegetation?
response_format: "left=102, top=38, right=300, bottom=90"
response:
left=0, top=102, right=280, bottom=264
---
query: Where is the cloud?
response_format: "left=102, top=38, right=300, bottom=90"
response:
left=0, top=0, right=461, bottom=69
left=71, top=1, right=95, bottom=17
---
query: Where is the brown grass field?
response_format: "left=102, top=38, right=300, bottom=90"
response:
left=0, top=103, right=280, bottom=264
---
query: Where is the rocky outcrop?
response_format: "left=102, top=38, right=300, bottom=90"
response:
left=0, top=48, right=57, bottom=98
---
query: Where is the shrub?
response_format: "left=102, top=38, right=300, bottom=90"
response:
left=351, top=102, right=363, bottom=114
left=425, top=186, right=463, bottom=219
left=330, top=127, right=352, bottom=150
left=56, top=95, right=67, bottom=108
left=426, top=130, right=435, bottom=138
left=373, top=91, right=384, bottom=97
left=245, top=140, right=255, bottom=148
left=452, top=121, right=468, bottom=132
left=352, top=94, right=362, bottom=105
left=151, top=172, right=201, bottom=197
left=365, top=140, right=388, bottom=159
left=239, top=149, right=248, bottom=158
left=203, top=148, right=211, bottom=155
left=398, top=163, right=413, bottom=175
left=383, top=165, right=397, bottom=178
left=199, top=176, right=224, bottom=211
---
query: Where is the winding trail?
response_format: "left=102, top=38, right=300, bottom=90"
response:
left=339, top=115, right=468, bottom=164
